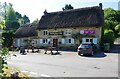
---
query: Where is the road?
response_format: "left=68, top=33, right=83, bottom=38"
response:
left=7, top=50, right=118, bottom=77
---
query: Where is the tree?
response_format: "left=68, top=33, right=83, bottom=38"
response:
left=62, top=4, right=74, bottom=11
left=102, top=8, right=120, bottom=38
left=5, top=3, right=20, bottom=29
left=100, top=8, right=120, bottom=49
left=16, top=11, right=22, bottom=20
left=115, top=24, right=120, bottom=31
left=0, top=17, right=9, bottom=75
left=103, top=30, right=115, bottom=48
left=0, top=20, right=6, bottom=29
left=32, top=18, right=39, bottom=24
left=2, top=30, right=15, bottom=48
left=23, top=15, right=30, bottom=24
left=0, top=2, right=8, bottom=19
left=115, top=24, right=120, bottom=37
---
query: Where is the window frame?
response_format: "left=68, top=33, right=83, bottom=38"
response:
left=43, top=30, right=48, bottom=35
left=64, top=29, right=72, bottom=35
left=65, top=38, right=74, bottom=44
left=43, top=39, right=48, bottom=44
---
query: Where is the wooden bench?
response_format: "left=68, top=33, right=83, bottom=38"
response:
left=26, top=46, right=40, bottom=53
left=44, top=46, right=58, bottom=55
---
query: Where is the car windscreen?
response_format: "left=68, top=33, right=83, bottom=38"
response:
left=80, top=44, right=92, bottom=48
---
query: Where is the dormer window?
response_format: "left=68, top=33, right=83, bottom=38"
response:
left=43, top=30, right=48, bottom=35
left=64, top=29, right=72, bottom=35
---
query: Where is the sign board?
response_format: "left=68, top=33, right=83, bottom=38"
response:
left=49, top=31, right=63, bottom=35
left=80, top=30, right=96, bottom=34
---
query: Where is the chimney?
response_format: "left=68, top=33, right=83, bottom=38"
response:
left=44, top=9, right=48, bottom=15
left=99, top=3, right=102, bottom=10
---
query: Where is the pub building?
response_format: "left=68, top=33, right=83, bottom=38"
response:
left=14, top=3, right=104, bottom=50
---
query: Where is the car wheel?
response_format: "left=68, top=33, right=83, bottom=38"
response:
left=78, top=52, right=81, bottom=56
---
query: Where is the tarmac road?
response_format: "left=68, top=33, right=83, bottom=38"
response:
left=7, top=50, right=118, bottom=78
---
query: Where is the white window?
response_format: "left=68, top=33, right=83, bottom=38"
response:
left=42, top=39, right=50, bottom=44
left=62, top=39, right=65, bottom=44
left=64, top=29, right=72, bottom=35
left=63, top=38, right=74, bottom=44
left=82, top=38, right=97, bottom=44
left=43, top=39, right=48, bottom=44
left=43, top=30, right=48, bottom=35
left=32, top=39, right=38, bottom=45
left=40, top=39, right=43, bottom=44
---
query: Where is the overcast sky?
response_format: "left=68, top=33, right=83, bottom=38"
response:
left=1, top=0, right=120, bottom=22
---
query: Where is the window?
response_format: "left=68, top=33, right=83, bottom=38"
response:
left=69, top=39, right=71, bottom=43
left=43, top=30, right=48, bottom=35
left=43, top=39, right=48, bottom=44
left=42, top=39, right=50, bottom=44
left=85, top=38, right=93, bottom=43
left=86, top=39, right=89, bottom=42
left=64, top=29, right=72, bottom=35
left=90, top=39, right=93, bottom=42
left=65, top=38, right=74, bottom=44
left=82, top=38, right=97, bottom=44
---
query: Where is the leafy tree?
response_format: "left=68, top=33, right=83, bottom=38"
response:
left=6, top=4, right=16, bottom=21
left=0, top=2, right=9, bottom=19
left=0, top=20, right=6, bottom=29
left=16, top=11, right=22, bottom=20
left=5, top=3, right=20, bottom=29
left=0, top=17, right=9, bottom=75
left=62, top=4, right=74, bottom=11
left=103, top=30, right=115, bottom=48
left=32, top=18, right=39, bottom=24
left=2, top=30, right=15, bottom=48
left=23, top=15, right=30, bottom=24
left=115, top=24, right=120, bottom=32
left=100, top=8, right=120, bottom=49
left=115, top=24, right=120, bottom=37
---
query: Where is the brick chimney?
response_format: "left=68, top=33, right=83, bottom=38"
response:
left=99, top=3, right=103, bottom=10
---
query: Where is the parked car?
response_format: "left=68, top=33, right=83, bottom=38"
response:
left=77, top=43, right=97, bottom=56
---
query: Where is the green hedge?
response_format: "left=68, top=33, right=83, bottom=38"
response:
left=103, top=30, right=115, bottom=48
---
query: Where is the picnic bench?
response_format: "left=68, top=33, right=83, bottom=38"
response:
left=26, top=46, right=40, bottom=53
left=44, top=46, right=58, bottom=55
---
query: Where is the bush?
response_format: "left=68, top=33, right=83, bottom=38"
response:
left=103, top=30, right=115, bottom=48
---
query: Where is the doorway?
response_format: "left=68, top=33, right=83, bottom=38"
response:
left=53, top=39, right=58, bottom=47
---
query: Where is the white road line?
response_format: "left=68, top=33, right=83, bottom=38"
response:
left=21, top=71, right=51, bottom=77
left=40, top=74, right=51, bottom=77
left=29, top=72, right=38, bottom=75
left=21, top=70, right=29, bottom=73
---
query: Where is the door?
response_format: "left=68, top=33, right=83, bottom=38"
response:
left=53, top=39, right=58, bottom=47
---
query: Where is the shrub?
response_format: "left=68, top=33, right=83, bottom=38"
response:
left=103, top=30, right=115, bottom=48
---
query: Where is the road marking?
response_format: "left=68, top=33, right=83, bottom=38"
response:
left=29, top=72, right=38, bottom=75
left=40, top=74, right=51, bottom=77
left=21, top=70, right=29, bottom=73
left=21, top=71, right=38, bottom=75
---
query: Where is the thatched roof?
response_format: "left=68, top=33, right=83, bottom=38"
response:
left=37, top=5, right=104, bottom=29
left=14, top=23, right=38, bottom=38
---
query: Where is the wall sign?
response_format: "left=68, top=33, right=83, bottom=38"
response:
left=49, top=31, right=63, bottom=35
left=80, top=30, right=96, bottom=34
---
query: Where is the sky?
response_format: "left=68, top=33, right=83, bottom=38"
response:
left=1, top=0, right=120, bottom=23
